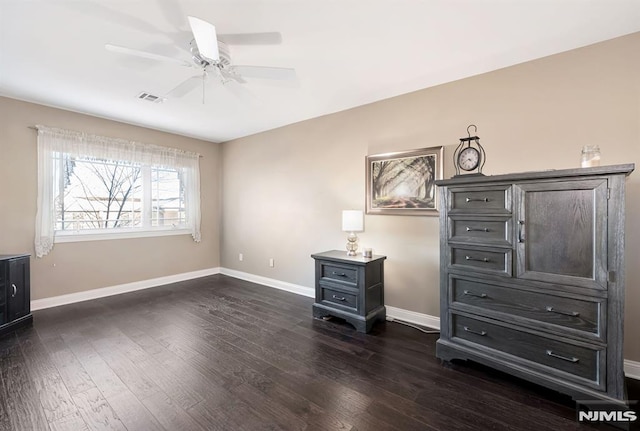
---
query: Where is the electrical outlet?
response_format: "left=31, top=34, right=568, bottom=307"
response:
left=269, top=258, right=274, bottom=267
left=239, top=253, right=243, bottom=262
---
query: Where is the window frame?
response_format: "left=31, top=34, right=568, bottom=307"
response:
left=35, top=125, right=201, bottom=257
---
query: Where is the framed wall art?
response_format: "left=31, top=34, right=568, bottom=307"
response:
left=366, top=146, right=443, bottom=216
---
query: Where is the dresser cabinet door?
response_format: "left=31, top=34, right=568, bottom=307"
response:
left=514, top=179, right=608, bottom=290
left=7, top=258, right=30, bottom=321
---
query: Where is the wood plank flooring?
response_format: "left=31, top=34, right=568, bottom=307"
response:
left=0, top=274, right=637, bottom=430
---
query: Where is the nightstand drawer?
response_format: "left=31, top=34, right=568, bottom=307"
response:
left=450, top=277, right=603, bottom=338
left=321, top=264, right=357, bottom=284
left=450, top=246, right=512, bottom=276
left=452, top=314, right=603, bottom=388
left=320, top=287, right=358, bottom=310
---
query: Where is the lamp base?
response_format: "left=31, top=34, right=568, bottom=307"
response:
left=346, top=232, right=359, bottom=256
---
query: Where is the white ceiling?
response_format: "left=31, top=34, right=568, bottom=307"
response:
left=1, top=1, right=640, bottom=143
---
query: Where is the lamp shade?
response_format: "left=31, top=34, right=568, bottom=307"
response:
left=342, top=210, right=363, bottom=232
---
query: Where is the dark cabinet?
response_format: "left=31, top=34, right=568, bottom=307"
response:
left=436, top=164, right=634, bottom=407
left=0, top=254, right=32, bottom=336
left=311, top=250, right=386, bottom=333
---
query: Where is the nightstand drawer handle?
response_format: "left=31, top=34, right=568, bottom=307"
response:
left=466, top=227, right=490, bottom=232
left=463, top=326, right=487, bottom=336
left=546, top=306, right=580, bottom=317
left=465, top=255, right=490, bottom=263
left=465, top=197, right=489, bottom=203
left=331, top=271, right=348, bottom=277
left=463, top=290, right=487, bottom=298
left=546, top=350, right=579, bottom=363
left=11, top=284, right=17, bottom=298
left=332, top=295, right=346, bottom=301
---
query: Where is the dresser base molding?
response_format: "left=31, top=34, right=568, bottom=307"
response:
left=0, top=314, right=32, bottom=338
left=437, top=338, right=628, bottom=406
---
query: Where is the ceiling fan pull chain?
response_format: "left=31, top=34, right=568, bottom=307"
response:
left=202, top=71, right=207, bottom=104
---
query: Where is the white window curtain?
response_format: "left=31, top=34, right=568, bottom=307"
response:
left=34, top=125, right=201, bottom=257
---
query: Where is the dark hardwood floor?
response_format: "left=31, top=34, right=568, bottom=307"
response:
left=0, top=274, right=637, bottom=431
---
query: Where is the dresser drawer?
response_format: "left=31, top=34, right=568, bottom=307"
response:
left=452, top=314, right=603, bottom=388
left=320, top=287, right=358, bottom=311
left=320, top=264, right=357, bottom=285
left=449, top=186, right=511, bottom=214
left=450, top=277, right=603, bottom=338
left=450, top=246, right=512, bottom=276
left=449, top=215, right=512, bottom=246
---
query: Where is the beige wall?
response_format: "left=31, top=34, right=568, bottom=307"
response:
left=221, top=32, right=640, bottom=360
left=0, top=97, right=221, bottom=300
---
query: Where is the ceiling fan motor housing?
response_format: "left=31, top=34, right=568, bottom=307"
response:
left=190, top=40, right=232, bottom=69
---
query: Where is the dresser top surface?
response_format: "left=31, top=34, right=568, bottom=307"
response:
left=436, top=163, right=634, bottom=187
left=0, top=254, right=30, bottom=261
left=311, top=250, right=386, bottom=265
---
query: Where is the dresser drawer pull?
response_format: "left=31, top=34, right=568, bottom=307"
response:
left=465, top=197, right=489, bottom=203
left=465, top=227, right=490, bottom=232
left=545, top=306, right=580, bottom=317
left=465, top=255, right=490, bottom=263
left=331, top=271, right=348, bottom=277
left=332, top=295, right=347, bottom=301
left=546, top=350, right=579, bottom=363
left=463, top=326, right=487, bottom=336
left=463, top=290, right=487, bottom=298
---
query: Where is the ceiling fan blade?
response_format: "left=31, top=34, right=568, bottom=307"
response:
left=105, top=44, right=192, bottom=68
left=217, top=32, right=282, bottom=45
left=187, top=16, right=220, bottom=62
left=220, top=69, right=246, bottom=84
left=231, top=66, right=297, bottom=81
left=165, top=75, right=203, bottom=98
left=156, top=0, right=186, bottom=32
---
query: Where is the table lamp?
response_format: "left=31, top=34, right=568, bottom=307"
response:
left=342, top=210, right=363, bottom=256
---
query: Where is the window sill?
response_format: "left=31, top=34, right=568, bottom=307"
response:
left=54, top=228, right=191, bottom=243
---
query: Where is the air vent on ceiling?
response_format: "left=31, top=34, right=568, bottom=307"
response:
left=137, top=92, right=165, bottom=103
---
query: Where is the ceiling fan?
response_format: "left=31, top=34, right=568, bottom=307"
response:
left=105, top=16, right=296, bottom=102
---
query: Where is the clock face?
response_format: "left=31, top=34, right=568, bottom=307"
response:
left=458, top=147, right=480, bottom=171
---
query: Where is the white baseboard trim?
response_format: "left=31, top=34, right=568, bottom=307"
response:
left=220, top=268, right=315, bottom=298
left=624, top=359, right=640, bottom=380
left=31, top=267, right=221, bottom=311
left=385, top=306, right=441, bottom=330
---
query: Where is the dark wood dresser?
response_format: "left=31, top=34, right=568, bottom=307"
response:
left=311, top=250, right=386, bottom=333
left=0, top=254, right=32, bottom=336
left=436, top=164, right=634, bottom=406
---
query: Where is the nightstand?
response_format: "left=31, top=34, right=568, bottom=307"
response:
left=311, top=250, right=386, bottom=333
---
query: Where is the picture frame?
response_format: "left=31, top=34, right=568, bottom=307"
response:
left=366, top=146, right=443, bottom=216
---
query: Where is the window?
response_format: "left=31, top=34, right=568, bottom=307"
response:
left=35, top=126, right=201, bottom=257
left=55, top=155, right=186, bottom=231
